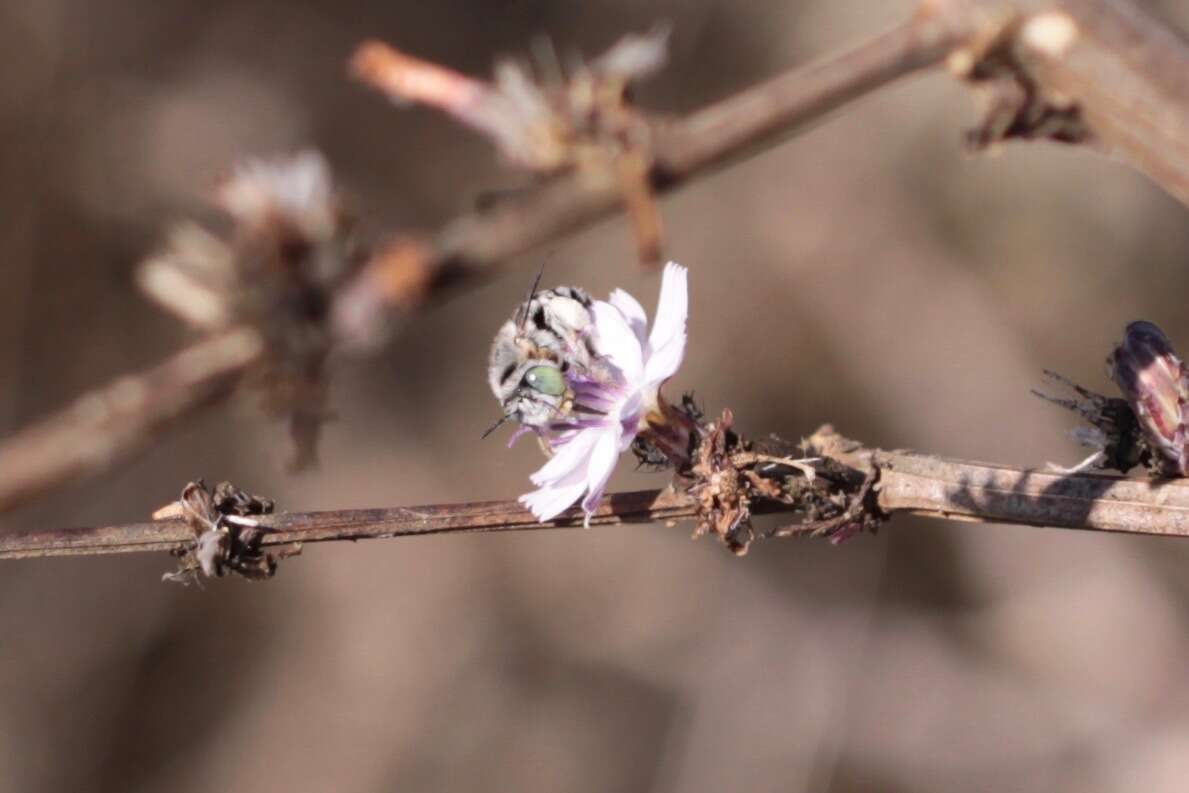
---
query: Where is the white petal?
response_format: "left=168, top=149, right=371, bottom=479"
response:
left=592, top=301, right=644, bottom=384
left=580, top=430, right=622, bottom=516
left=643, top=262, right=688, bottom=384
left=520, top=480, right=587, bottom=522
left=648, top=262, right=688, bottom=357
left=521, top=440, right=596, bottom=520
left=529, top=427, right=599, bottom=487
left=617, top=392, right=645, bottom=447
left=643, top=335, right=685, bottom=386
left=608, top=288, right=648, bottom=345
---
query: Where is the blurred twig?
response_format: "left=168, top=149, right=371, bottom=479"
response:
left=0, top=328, right=264, bottom=513
left=6, top=432, right=1189, bottom=561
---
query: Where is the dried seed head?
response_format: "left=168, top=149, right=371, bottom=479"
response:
left=354, top=29, right=668, bottom=172
left=161, top=479, right=285, bottom=584
left=139, top=150, right=358, bottom=469
left=352, top=28, right=669, bottom=264
left=1109, top=320, right=1189, bottom=476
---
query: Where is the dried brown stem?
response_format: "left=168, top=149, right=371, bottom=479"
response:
left=0, top=328, right=265, bottom=513
left=822, top=436, right=1189, bottom=537
left=0, top=489, right=692, bottom=559
left=653, top=7, right=968, bottom=177
left=6, top=431, right=1189, bottom=561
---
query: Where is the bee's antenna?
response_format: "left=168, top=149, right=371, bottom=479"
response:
left=480, top=414, right=511, bottom=439
left=516, top=264, right=546, bottom=331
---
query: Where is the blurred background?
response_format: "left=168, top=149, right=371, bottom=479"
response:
left=3, top=0, right=1189, bottom=790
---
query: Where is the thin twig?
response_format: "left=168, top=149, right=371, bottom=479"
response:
left=653, top=7, right=967, bottom=178
left=6, top=438, right=1189, bottom=561
left=0, top=328, right=265, bottom=513
left=0, top=489, right=691, bottom=559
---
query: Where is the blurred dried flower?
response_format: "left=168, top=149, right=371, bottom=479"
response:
left=138, top=150, right=359, bottom=470
left=218, top=151, right=340, bottom=242
left=352, top=26, right=669, bottom=263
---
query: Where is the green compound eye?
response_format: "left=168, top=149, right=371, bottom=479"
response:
left=524, top=365, right=566, bottom=396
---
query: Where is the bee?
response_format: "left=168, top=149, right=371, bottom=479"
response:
left=486, top=274, right=597, bottom=435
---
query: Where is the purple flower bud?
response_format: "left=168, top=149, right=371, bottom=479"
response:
left=1110, top=321, right=1189, bottom=476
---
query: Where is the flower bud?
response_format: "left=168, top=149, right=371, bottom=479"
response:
left=1110, top=321, right=1189, bottom=476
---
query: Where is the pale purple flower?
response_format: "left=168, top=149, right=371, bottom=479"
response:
left=520, top=261, right=688, bottom=525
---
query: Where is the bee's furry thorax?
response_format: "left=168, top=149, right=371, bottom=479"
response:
left=488, top=285, right=597, bottom=428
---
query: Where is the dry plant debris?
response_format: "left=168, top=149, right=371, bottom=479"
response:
left=158, top=480, right=298, bottom=584
left=686, top=411, right=883, bottom=555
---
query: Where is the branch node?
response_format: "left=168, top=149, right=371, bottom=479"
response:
left=958, top=14, right=1091, bottom=150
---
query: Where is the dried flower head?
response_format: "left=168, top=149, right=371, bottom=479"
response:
left=160, top=479, right=295, bottom=584
left=138, top=150, right=358, bottom=470
left=1035, top=321, right=1189, bottom=477
left=352, top=26, right=669, bottom=263
left=1109, top=320, right=1189, bottom=476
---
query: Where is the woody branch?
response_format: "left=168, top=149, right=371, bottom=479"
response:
left=3, top=429, right=1189, bottom=562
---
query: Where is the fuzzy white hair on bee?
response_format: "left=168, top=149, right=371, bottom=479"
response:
left=487, top=280, right=597, bottom=433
